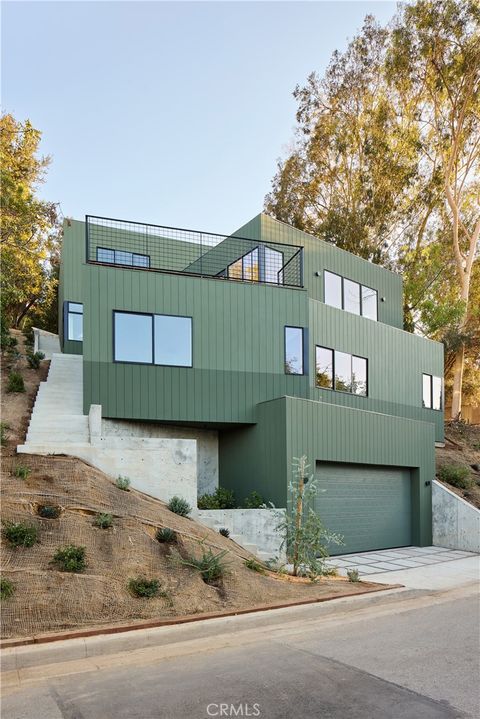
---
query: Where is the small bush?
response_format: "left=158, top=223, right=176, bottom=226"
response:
left=128, top=576, right=160, bottom=598
left=197, top=487, right=236, bottom=510
left=115, top=476, right=131, bottom=491
left=243, top=491, right=264, bottom=509
left=168, top=496, right=192, bottom=516
left=93, top=512, right=113, bottom=529
left=23, top=327, right=34, bottom=348
left=178, top=545, right=229, bottom=583
left=52, top=545, right=86, bottom=573
left=0, top=578, right=15, bottom=601
left=347, top=568, right=360, bottom=582
left=37, top=505, right=61, bottom=519
left=219, top=527, right=230, bottom=538
left=7, top=371, right=25, bottom=393
left=3, top=521, right=38, bottom=548
left=13, top=465, right=31, bottom=480
left=156, top=527, right=176, bottom=543
left=26, top=351, right=45, bottom=369
left=438, top=464, right=473, bottom=489
left=245, top=557, right=266, bottom=574
left=0, top=422, right=10, bottom=446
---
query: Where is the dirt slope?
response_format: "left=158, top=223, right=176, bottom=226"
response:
left=436, top=422, right=480, bottom=509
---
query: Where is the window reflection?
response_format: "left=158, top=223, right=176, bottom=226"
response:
left=324, top=271, right=342, bottom=309
left=316, top=347, right=333, bottom=389
left=344, top=279, right=361, bottom=315
left=285, top=327, right=304, bottom=375
left=352, top=356, right=367, bottom=396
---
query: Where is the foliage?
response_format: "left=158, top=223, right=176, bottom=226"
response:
left=23, top=326, right=34, bottom=349
left=155, top=527, right=176, bottom=543
left=0, top=113, right=60, bottom=329
left=26, top=350, right=45, bottom=369
left=0, top=320, right=17, bottom=350
left=347, top=568, right=360, bottom=582
left=243, top=491, right=264, bottom=509
left=37, top=504, right=61, bottom=519
left=245, top=558, right=267, bottom=574
left=277, top=456, right=344, bottom=578
left=128, top=577, right=161, bottom=598
left=438, top=464, right=473, bottom=490
left=197, top=487, right=236, bottom=510
left=52, top=545, right=86, bottom=573
left=167, top=496, right=192, bottom=516
left=93, top=513, right=113, bottom=529
left=13, top=465, right=31, bottom=480
left=115, top=476, right=131, bottom=491
left=7, top=371, right=25, bottom=393
left=2, top=521, right=38, bottom=548
left=176, top=544, right=230, bottom=583
left=0, top=422, right=10, bottom=446
left=219, top=527, right=230, bottom=538
left=0, top=578, right=15, bottom=601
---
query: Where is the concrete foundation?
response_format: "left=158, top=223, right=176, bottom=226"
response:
left=432, top=479, right=480, bottom=553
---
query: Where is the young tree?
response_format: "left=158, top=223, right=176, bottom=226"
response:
left=0, top=113, right=60, bottom=328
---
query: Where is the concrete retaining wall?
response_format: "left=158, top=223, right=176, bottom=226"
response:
left=195, top=508, right=286, bottom=559
left=32, top=327, right=60, bottom=359
left=432, top=479, right=480, bottom=553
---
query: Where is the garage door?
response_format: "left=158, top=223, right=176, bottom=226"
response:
left=314, top=463, right=412, bottom=555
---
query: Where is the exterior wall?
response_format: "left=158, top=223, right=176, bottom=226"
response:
left=195, top=508, right=286, bottom=559
left=59, top=220, right=85, bottom=355
left=102, top=419, right=218, bottom=496
left=220, top=396, right=435, bottom=546
left=432, top=479, right=480, bottom=552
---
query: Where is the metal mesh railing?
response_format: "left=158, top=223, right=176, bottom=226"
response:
left=85, top=215, right=303, bottom=288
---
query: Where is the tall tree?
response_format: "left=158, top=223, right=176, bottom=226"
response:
left=0, top=113, right=60, bottom=328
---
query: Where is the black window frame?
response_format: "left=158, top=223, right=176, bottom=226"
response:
left=315, top=345, right=368, bottom=397
left=113, top=309, right=193, bottom=368
left=96, top=246, right=151, bottom=269
left=64, top=301, right=83, bottom=342
left=422, top=373, right=443, bottom=411
left=284, top=325, right=306, bottom=376
left=323, top=270, right=378, bottom=321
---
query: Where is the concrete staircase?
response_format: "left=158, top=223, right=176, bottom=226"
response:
left=195, top=511, right=274, bottom=563
left=19, top=353, right=89, bottom=451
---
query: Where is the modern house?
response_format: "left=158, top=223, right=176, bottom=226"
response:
left=23, top=213, right=444, bottom=555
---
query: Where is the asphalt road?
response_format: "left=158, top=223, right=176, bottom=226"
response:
left=2, top=586, right=479, bottom=719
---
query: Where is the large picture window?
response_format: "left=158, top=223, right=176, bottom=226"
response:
left=316, top=346, right=368, bottom=396
left=324, top=271, right=378, bottom=321
left=65, top=302, right=83, bottom=341
left=422, top=373, right=442, bottom=410
left=114, top=311, right=192, bottom=367
left=285, top=326, right=304, bottom=375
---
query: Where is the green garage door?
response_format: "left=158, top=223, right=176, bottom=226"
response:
left=315, top=462, right=412, bottom=555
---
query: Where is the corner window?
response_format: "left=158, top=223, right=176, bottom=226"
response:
left=114, top=311, right=192, bottom=367
left=423, top=374, right=442, bottom=410
left=285, top=326, right=304, bottom=375
left=316, top=346, right=368, bottom=396
left=65, top=302, right=83, bottom=341
left=324, top=271, right=378, bottom=320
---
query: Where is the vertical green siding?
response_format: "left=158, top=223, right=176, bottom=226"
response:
left=59, top=220, right=85, bottom=354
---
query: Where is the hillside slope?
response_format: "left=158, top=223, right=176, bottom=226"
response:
left=436, top=422, right=480, bottom=509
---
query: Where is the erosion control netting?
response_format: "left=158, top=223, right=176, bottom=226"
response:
left=0, top=454, right=265, bottom=639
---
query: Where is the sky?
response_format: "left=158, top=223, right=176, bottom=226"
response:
left=2, top=1, right=397, bottom=234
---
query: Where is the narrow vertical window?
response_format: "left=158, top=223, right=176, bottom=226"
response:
left=285, top=327, right=304, bottom=375
left=66, top=302, right=83, bottom=341
left=315, top=347, right=333, bottom=389
left=264, top=247, right=284, bottom=284
left=361, top=286, right=378, bottom=321
left=334, top=351, right=352, bottom=392
left=422, top=374, right=432, bottom=408
left=344, top=279, right=361, bottom=315
left=432, top=376, right=442, bottom=410
left=324, top=271, right=342, bottom=309
left=352, top=356, right=367, bottom=396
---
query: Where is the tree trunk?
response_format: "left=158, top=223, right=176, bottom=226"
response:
left=450, top=343, right=465, bottom=419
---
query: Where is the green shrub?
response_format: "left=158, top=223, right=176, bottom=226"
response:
left=243, top=491, right=264, bottom=509
left=26, top=351, right=45, bottom=369
left=52, top=545, right=86, bottom=573
left=23, top=327, right=34, bottom=348
left=115, top=476, right=131, bottom=491
left=128, top=576, right=160, bottom=598
left=0, top=422, right=10, bottom=446
left=167, top=496, right=192, bottom=516
left=245, top=557, right=266, bottom=574
left=156, top=527, right=176, bottom=543
left=3, top=521, right=38, bottom=548
left=438, top=464, right=473, bottom=489
left=178, top=545, right=229, bottom=583
left=7, top=371, right=25, bottom=393
left=13, top=464, right=31, bottom=480
left=93, top=512, right=113, bottom=529
left=347, top=568, right=360, bottom=582
left=37, top=505, right=61, bottom=519
left=219, top=527, right=230, bottom=538
left=0, top=578, right=15, bottom=601
left=197, top=487, right=236, bottom=510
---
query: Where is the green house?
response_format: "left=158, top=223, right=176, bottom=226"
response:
left=58, top=213, right=443, bottom=554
